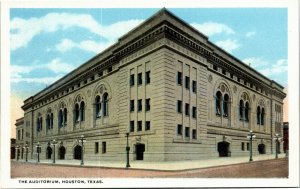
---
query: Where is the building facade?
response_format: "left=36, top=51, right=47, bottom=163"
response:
left=16, top=9, right=286, bottom=162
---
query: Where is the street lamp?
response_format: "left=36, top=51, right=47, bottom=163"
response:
left=16, top=145, right=20, bottom=161
left=247, top=130, right=256, bottom=162
left=51, top=139, right=58, bottom=163
left=125, top=132, right=130, bottom=168
left=36, top=142, right=41, bottom=163
left=273, top=133, right=282, bottom=159
left=24, top=143, right=29, bottom=162
left=78, top=135, right=86, bottom=166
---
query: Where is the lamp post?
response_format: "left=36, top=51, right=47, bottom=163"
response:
left=78, top=135, right=86, bottom=166
left=125, top=132, right=130, bottom=168
left=51, top=139, right=58, bottom=164
left=24, top=143, right=29, bottom=162
left=16, top=145, right=20, bottom=161
left=36, top=142, right=40, bottom=163
left=274, top=133, right=282, bottom=159
left=247, top=130, right=256, bottom=162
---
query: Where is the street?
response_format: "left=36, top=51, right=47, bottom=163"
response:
left=11, top=158, right=288, bottom=178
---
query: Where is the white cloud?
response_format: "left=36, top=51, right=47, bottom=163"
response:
left=259, top=59, right=288, bottom=77
left=245, top=31, right=256, bottom=38
left=46, top=58, right=75, bottom=73
left=215, top=39, right=240, bottom=53
left=11, top=58, right=74, bottom=84
left=242, top=57, right=268, bottom=68
left=191, top=22, right=235, bottom=36
left=10, top=12, right=144, bottom=51
left=56, top=38, right=113, bottom=54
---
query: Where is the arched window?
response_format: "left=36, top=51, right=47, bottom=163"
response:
left=103, top=93, right=109, bottom=116
left=245, top=102, right=249, bottom=121
left=223, top=94, right=229, bottom=117
left=95, top=95, right=101, bottom=118
left=58, top=109, right=63, bottom=127
left=64, top=108, right=68, bottom=123
left=257, top=106, right=261, bottom=124
left=75, top=103, right=80, bottom=122
left=40, top=117, right=43, bottom=131
left=46, top=114, right=50, bottom=130
left=80, top=101, right=85, bottom=121
left=239, top=100, right=244, bottom=119
left=215, top=91, right=222, bottom=115
left=36, top=118, right=40, bottom=132
left=50, top=113, right=53, bottom=129
left=261, top=108, right=265, bottom=125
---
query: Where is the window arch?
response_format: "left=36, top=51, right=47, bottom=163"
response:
left=239, top=92, right=250, bottom=122
left=214, top=83, right=231, bottom=117
left=103, top=92, right=109, bottom=116
left=95, top=95, right=101, bottom=118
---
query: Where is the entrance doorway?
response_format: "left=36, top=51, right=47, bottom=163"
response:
left=136, top=143, right=145, bottom=160
left=46, top=146, right=52, bottom=159
left=74, top=145, right=82, bottom=160
left=258, top=144, right=266, bottom=154
left=217, top=141, right=230, bottom=157
left=59, top=146, right=66, bottom=159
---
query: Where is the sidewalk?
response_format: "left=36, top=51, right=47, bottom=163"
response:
left=14, top=154, right=286, bottom=171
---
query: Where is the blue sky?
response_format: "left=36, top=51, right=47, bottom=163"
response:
left=10, top=8, right=287, bottom=99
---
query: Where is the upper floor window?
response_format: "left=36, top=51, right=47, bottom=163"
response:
left=80, top=101, right=85, bottom=121
left=177, top=100, right=182, bottom=113
left=215, top=87, right=230, bottom=117
left=130, top=74, right=135, bottom=86
left=46, top=110, right=53, bottom=131
left=145, top=98, right=150, bottom=111
left=138, top=99, right=142, bottom=112
left=177, top=72, right=182, bottom=85
left=108, top=66, right=112, bottom=73
left=130, top=100, right=134, bottom=112
left=145, top=121, right=150, bottom=130
left=257, top=106, right=265, bottom=125
left=185, top=76, right=190, bottom=89
left=192, top=106, right=197, bottom=118
left=146, top=71, right=151, bottom=84
left=130, top=121, right=134, bottom=132
left=36, top=115, right=43, bottom=133
left=138, top=73, right=143, bottom=85
left=185, top=103, right=190, bottom=116
left=192, top=129, right=196, bottom=139
left=103, top=93, right=109, bottom=116
left=192, top=80, right=196, bottom=93
left=95, top=96, right=101, bottom=118
left=177, top=124, right=182, bottom=135
left=137, top=121, right=142, bottom=131
left=239, top=99, right=250, bottom=121
left=185, top=127, right=190, bottom=138
left=74, top=99, right=85, bottom=123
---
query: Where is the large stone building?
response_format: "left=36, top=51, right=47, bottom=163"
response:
left=15, top=8, right=286, bottom=162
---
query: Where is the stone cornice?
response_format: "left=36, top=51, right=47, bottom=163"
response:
left=22, top=9, right=286, bottom=110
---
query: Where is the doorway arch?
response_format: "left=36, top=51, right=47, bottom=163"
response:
left=135, top=143, right=145, bottom=160
left=217, top=141, right=230, bottom=157
left=258, top=144, right=266, bottom=154
left=59, top=146, right=66, bottom=159
left=74, top=145, right=82, bottom=160
left=46, top=146, right=52, bottom=159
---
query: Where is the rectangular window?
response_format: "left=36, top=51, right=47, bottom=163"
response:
left=192, top=80, right=196, bottom=93
left=130, top=74, right=135, bottom=86
left=145, top=121, right=150, bottom=131
left=95, top=142, right=99, bottom=153
left=177, top=72, right=182, bottom=85
left=185, top=103, right=190, bottom=116
left=222, top=69, right=226, bottom=75
left=146, top=71, right=151, bottom=84
left=102, top=142, right=106, bottom=154
left=177, top=124, right=182, bottom=135
left=138, top=99, right=142, bottom=111
left=247, top=143, right=250, bottom=151
left=213, top=65, right=218, bottom=71
left=177, top=100, right=182, bottom=113
left=230, top=73, right=233, bottom=79
left=130, top=100, right=134, bottom=112
left=145, top=98, right=150, bottom=111
left=18, top=130, right=20, bottom=140
left=185, top=76, right=190, bottom=89
left=84, top=80, right=87, bottom=84
left=108, top=66, right=113, bottom=72
left=22, top=130, right=24, bottom=139
left=90, top=76, right=95, bottom=81
left=192, top=106, right=197, bottom=118
left=77, top=83, right=80, bottom=88
left=130, top=121, right=134, bottom=132
left=138, top=73, right=143, bottom=85
left=137, top=121, right=142, bottom=131
left=185, top=127, right=190, bottom=138
left=98, top=71, right=103, bottom=77
left=192, top=129, right=196, bottom=139
left=241, top=142, right=245, bottom=151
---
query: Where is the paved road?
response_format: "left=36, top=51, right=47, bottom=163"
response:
left=11, top=158, right=288, bottom=178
